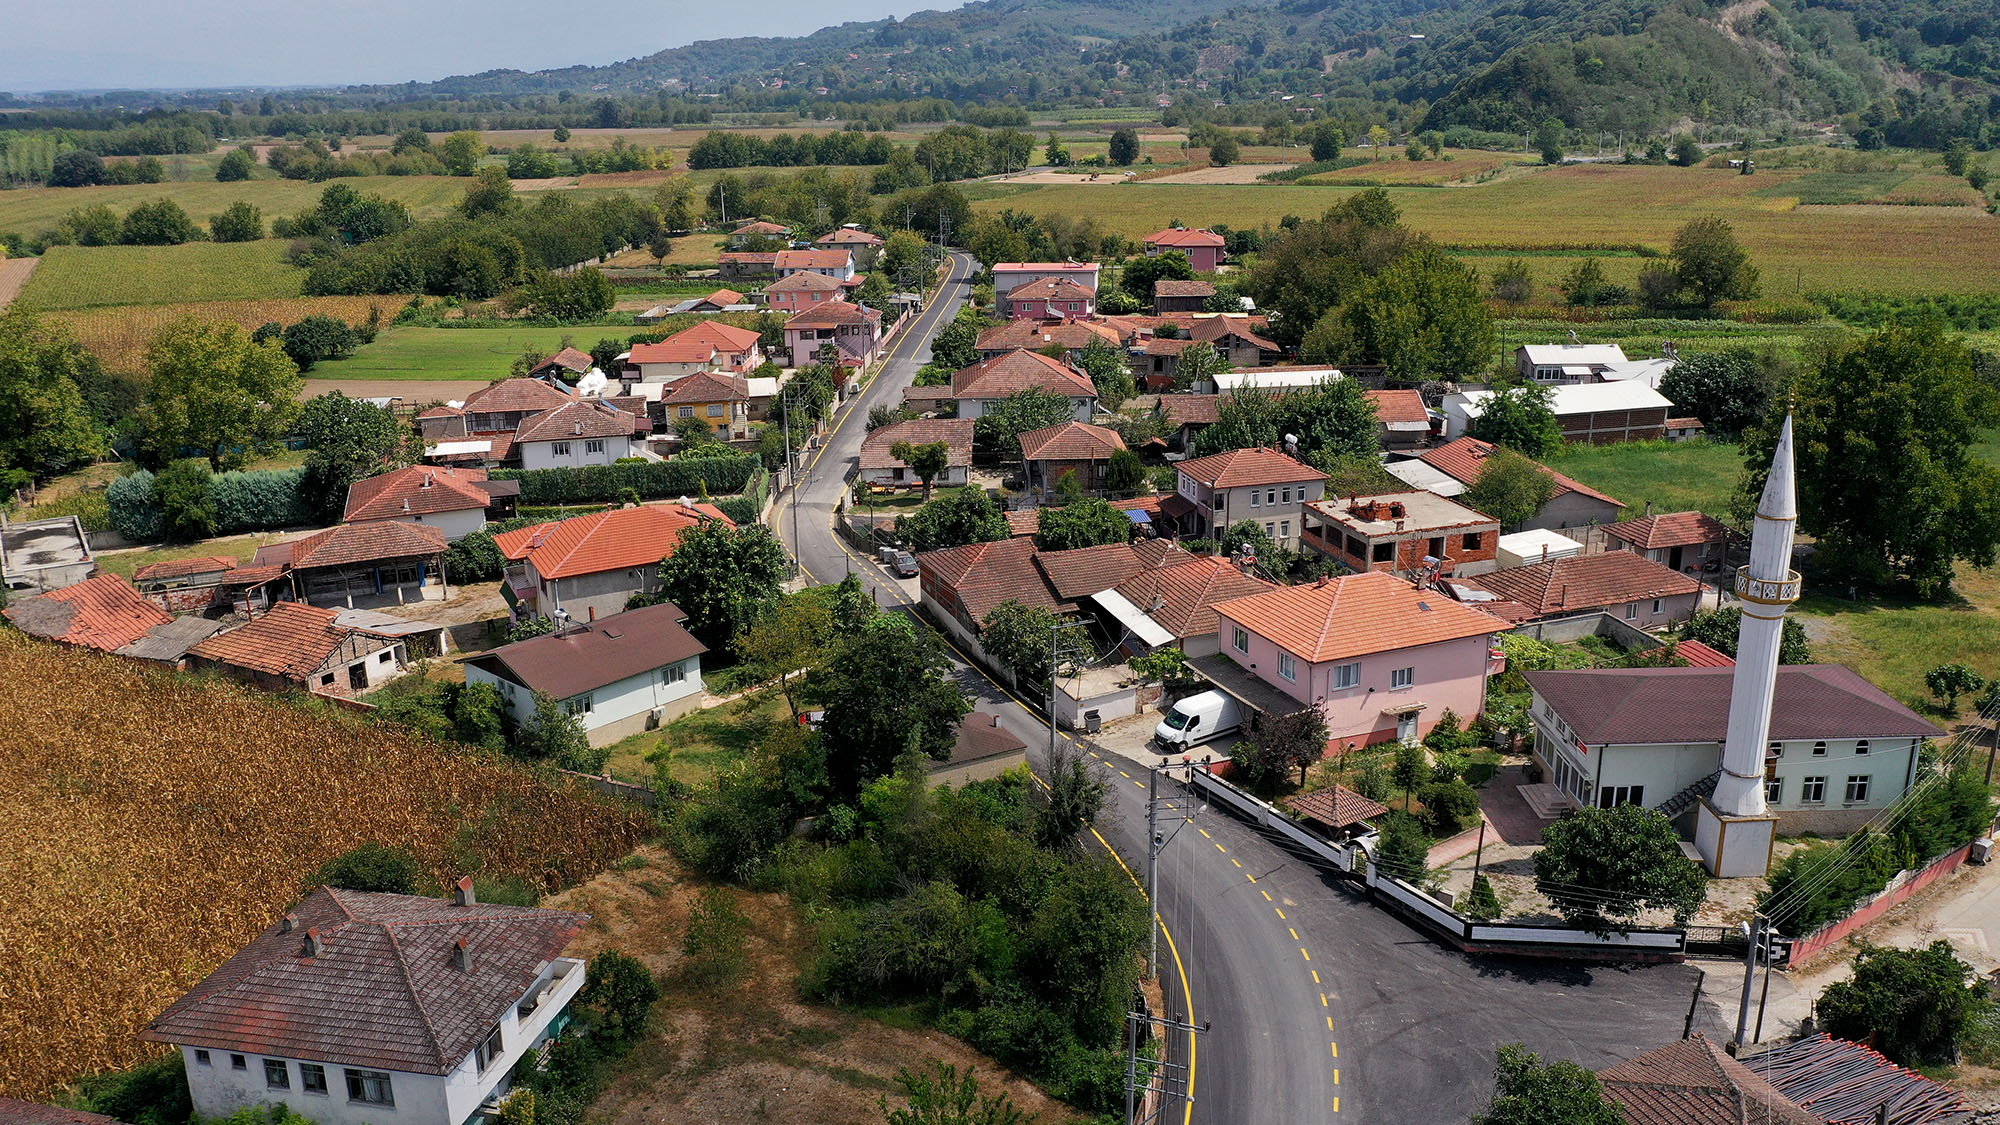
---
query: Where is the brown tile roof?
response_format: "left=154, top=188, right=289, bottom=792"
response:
left=132, top=555, right=239, bottom=583
left=1142, top=337, right=1196, bottom=357
left=1004, top=498, right=1161, bottom=537
left=941, top=712, right=1030, bottom=770
left=976, top=319, right=1122, bottom=353
left=514, top=401, right=638, bottom=444
left=774, top=249, right=852, bottom=272
left=532, top=347, right=593, bottom=374
left=1147, top=228, right=1227, bottom=248
left=628, top=338, right=721, bottom=365
left=1284, top=785, right=1390, bottom=830
left=1035, top=542, right=1164, bottom=601
left=466, top=602, right=706, bottom=699
left=0, top=1099, right=121, bottom=1125
left=902, top=383, right=958, bottom=407
left=694, top=287, right=747, bottom=307
left=1191, top=316, right=1279, bottom=352
left=1667, top=416, right=1706, bottom=430
left=951, top=349, right=1096, bottom=401
left=345, top=465, right=492, bottom=522
left=661, top=371, right=750, bottom=405
left=766, top=271, right=847, bottom=293
left=1598, top=1035, right=1822, bottom=1125
left=461, top=378, right=574, bottom=417
left=1215, top=571, right=1499, bottom=664
left=1605, top=511, right=1728, bottom=551
left=1178, top=447, right=1326, bottom=489
left=1364, top=388, right=1430, bottom=426
left=288, top=521, right=447, bottom=571
left=861, top=418, right=974, bottom=472
left=784, top=300, right=880, bottom=329
left=1154, top=279, right=1218, bottom=298
left=495, top=503, right=733, bottom=581
left=417, top=405, right=465, bottom=420
left=1009, top=277, right=1097, bottom=302
left=1524, top=665, right=1943, bottom=746
left=1674, top=639, right=1735, bottom=667
left=1418, top=437, right=1623, bottom=509
left=732, top=220, right=790, bottom=236
left=1110, top=555, right=1272, bottom=640
left=918, top=536, right=1062, bottom=622
left=1157, top=395, right=1222, bottom=427
left=718, top=252, right=779, bottom=267
left=992, top=261, right=1101, bottom=274
left=1457, top=552, right=1699, bottom=617
left=186, top=602, right=381, bottom=679
left=1019, top=422, right=1127, bottom=462
left=3, top=574, right=172, bottom=652
left=140, top=887, right=587, bottom=1075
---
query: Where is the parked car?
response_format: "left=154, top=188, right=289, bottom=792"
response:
left=891, top=551, right=919, bottom=577
left=1153, top=690, right=1245, bottom=750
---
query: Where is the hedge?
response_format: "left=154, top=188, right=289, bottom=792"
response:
left=106, top=466, right=311, bottom=543
left=714, top=498, right=759, bottom=525
left=490, top=453, right=759, bottom=506
left=106, top=471, right=162, bottom=542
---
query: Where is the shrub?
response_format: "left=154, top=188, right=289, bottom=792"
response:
left=120, top=199, right=203, bottom=246
left=153, top=459, right=218, bottom=541
left=75, top=1053, right=192, bottom=1125
left=580, top=950, right=661, bottom=1045
left=1419, top=778, right=1481, bottom=836
left=491, top=454, right=759, bottom=505
left=107, top=469, right=163, bottom=541
left=208, top=466, right=312, bottom=532
left=679, top=886, right=751, bottom=992
left=312, top=841, right=426, bottom=894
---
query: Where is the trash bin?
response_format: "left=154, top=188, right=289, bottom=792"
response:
left=1084, top=710, right=1102, bottom=734
left=1972, top=838, right=1993, bottom=865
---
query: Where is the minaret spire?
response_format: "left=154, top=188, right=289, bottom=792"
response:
left=1712, top=415, right=1802, bottom=820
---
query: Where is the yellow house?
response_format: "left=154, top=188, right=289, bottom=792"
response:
left=661, top=371, right=752, bottom=440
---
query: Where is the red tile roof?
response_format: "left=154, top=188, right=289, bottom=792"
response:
left=288, top=521, right=448, bottom=571
left=1035, top=542, right=1169, bottom=601
left=628, top=339, right=721, bottom=365
left=1177, top=447, right=1326, bottom=489
left=1110, top=555, right=1272, bottom=640
left=1146, top=228, right=1227, bottom=248
left=1009, top=277, right=1097, bottom=302
left=1158, top=394, right=1221, bottom=426
left=1418, top=437, right=1623, bottom=508
left=774, top=248, right=852, bottom=271
left=1605, top=510, right=1728, bottom=551
left=344, top=465, right=492, bottom=522
left=1154, top=279, right=1218, bottom=298
left=951, top=349, right=1096, bottom=401
left=1191, top=316, right=1279, bottom=352
left=947, top=712, right=1029, bottom=767
left=661, top=371, right=750, bottom=405
left=514, top=400, right=638, bottom=444
left=992, top=261, right=1101, bottom=273
left=532, top=346, right=593, bottom=374
left=1674, top=639, right=1735, bottom=667
left=817, top=227, right=885, bottom=245
left=460, top=378, right=574, bottom=417
left=766, top=271, right=846, bottom=293
left=1456, top=552, right=1699, bottom=617
left=1525, top=664, right=1943, bottom=746
left=186, top=602, right=384, bottom=679
left=784, top=300, right=880, bottom=329
left=465, top=601, right=706, bottom=699
left=417, top=405, right=465, bottom=420
left=1364, top=388, right=1430, bottom=426
left=918, top=536, right=1062, bottom=622
left=495, top=503, right=733, bottom=581
left=861, top=418, right=974, bottom=471
left=976, top=319, right=1123, bottom=353
left=1019, top=421, right=1127, bottom=462
left=1597, top=1035, right=1821, bottom=1125
left=0, top=1099, right=120, bottom=1125
left=1284, top=785, right=1390, bottom=829
left=1214, top=571, right=1499, bottom=663
left=3, top=574, right=172, bottom=652
left=132, top=555, right=239, bottom=583
left=140, top=887, right=588, bottom=1075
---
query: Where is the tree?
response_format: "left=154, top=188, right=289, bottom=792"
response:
left=1035, top=737, right=1108, bottom=853
left=1173, top=340, right=1232, bottom=394
left=1658, top=348, right=1778, bottom=439
left=897, top=486, right=1008, bottom=552
left=459, top=166, right=515, bottom=219
left=890, top=439, right=952, bottom=500
left=1104, top=448, right=1145, bottom=494
left=552, top=123, right=572, bottom=143
left=142, top=319, right=302, bottom=470
left=1235, top=707, right=1331, bottom=789
left=980, top=600, right=1063, bottom=688
left=1559, top=258, right=1620, bottom=308
left=297, top=391, right=406, bottom=520
left=1374, top=810, right=1431, bottom=882
left=1419, top=778, right=1481, bottom=835
left=50, top=149, right=105, bottom=187
left=580, top=950, right=661, bottom=1046
left=516, top=692, right=602, bottom=771
left=1533, top=804, right=1707, bottom=934
left=1218, top=519, right=1273, bottom=560
left=735, top=593, right=836, bottom=718
left=1468, top=384, right=1564, bottom=459
left=1817, top=940, right=1984, bottom=1066
left=521, top=268, right=615, bottom=320
left=1044, top=132, right=1069, bottom=167
left=1490, top=259, right=1533, bottom=303
left=654, top=518, right=789, bottom=649
left=208, top=201, right=263, bottom=243
left=312, top=841, right=424, bottom=894
left=974, top=386, right=1077, bottom=458
left=1075, top=335, right=1135, bottom=408
left=1462, top=447, right=1558, bottom=530
left=1742, top=324, right=2000, bottom=597
left=1366, top=124, right=1391, bottom=157
left=1926, top=663, right=1985, bottom=710
left=1340, top=244, right=1494, bottom=379
left=1208, top=134, right=1240, bottom=166
left=1678, top=607, right=1811, bottom=664
left=1671, top=136, right=1702, bottom=166
left=1310, top=123, right=1347, bottom=162
left=280, top=315, right=359, bottom=371
left=814, top=614, right=971, bottom=799
left=215, top=148, right=256, bottom=182
left=152, top=459, right=217, bottom=541
left=119, top=199, right=201, bottom=245
left=1534, top=119, right=1565, bottom=165
left=1119, top=251, right=1195, bottom=302
left=1671, top=216, right=1759, bottom=306
left=1036, top=498, right=1131, bottom=550
left=1634, top=262, right=1681, bottom=310
left=929, top=316, right=981, bottom=372
left=1472, top=1044, right=1623, bottom=1125
left=1466, top=874, right=1503, bottom=921
left=1390, top=742, right=1427, bottom=810
left=57, top=204, right=121, bottom=246
left=439, top=130, right=487, bottom=176
left=0, top=309, right=105, bottom=481
left=1130, top=646, right=1196, bottom=687
left=1108, top=128, right=1140, bottom=166
left=881, top=1061, right=1030, bottom=1125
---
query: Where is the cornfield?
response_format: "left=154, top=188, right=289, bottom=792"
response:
left=0, top=631, right=650, bottom=1100
left=48, top=297, right=397, bottom=374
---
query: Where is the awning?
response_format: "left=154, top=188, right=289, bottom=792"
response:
left=1124, top=508, right=1152, bottom=525
left=1090, top=588, right=1176, bottom=648
left=1380, top=699, right=1428, bottom=715
left=427, top=440, right=493, bottom=457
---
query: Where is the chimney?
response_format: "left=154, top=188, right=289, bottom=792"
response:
left=402, top=498, right=411, bottom=512
left=302, top=927, right=325, bottom=958
left=453, top=875, right=477, bottom=907
left=280, top=913, right=298, bottom=933
left=452, top=937, right=472, bottom=972
left=421, top=473, right=434, bottom=489
left=573, top=419, right=583, bottom=435
left=1560, top=583, right=1568, bottom=607
left=1644, top=500, right=1653, bottom=517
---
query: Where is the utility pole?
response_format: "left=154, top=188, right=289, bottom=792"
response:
left=1142, top=758, right=1200, bottom=979
left=1047, top=618, right=1095, bottom=764
left=781, top=385, right=806, bottom=584
left=1732, top=913, right=1764, bottom=1053
left=1126, top=1007, right=1205, bottom=1125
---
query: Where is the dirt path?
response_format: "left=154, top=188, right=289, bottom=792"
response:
left=0, top=256, right=38, bottom=308
left=1141, top=163, right=1294, bottom=184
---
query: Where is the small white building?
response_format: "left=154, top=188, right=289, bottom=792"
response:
left=1441, top=382, right=1675, bottom=444
left=1211, top=366, right=1342, bottom=396
left=1496, top=529, right=1584, bottom=569
left=464, top=601, right=708, bottom=745
left=142, top=882, right=590, bottom=1125
left=513, top=401, right=639, bottom=470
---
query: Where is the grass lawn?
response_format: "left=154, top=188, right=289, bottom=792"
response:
left=1541, top=439, right=1745, bottom=520
left=1794, top=565, right=2000, bottom=719
left=321, top=323, right=634, bottom=381
left=94, top=529, right=308, bottom=578
left=599, top=686, right=791, bottom=786
left=16, top=241, right=304, bottom=309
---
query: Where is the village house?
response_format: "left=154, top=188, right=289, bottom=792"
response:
left=783, top=300, right=884, bottom=367
left=975, top=317, right=1124, bottom=361
left=636, top=288, right=749, bottom=322
left=1089, top=553, right=1272, bottom=658
left=624, top=339, right=725, bottom=383
left=1451, top=551, right=1703, bottom=628
left=859, top=418, right=975, bottom=489
left=773, top=248, right=856, bottom=282
left=1144, top=227, right=1228, bottom=272
left=3, top=573, right=171, bottom=655
left=465, top=601, right=707, bottom=745
left=525, top=347, right=593, bottom=383
left=185, top=602, right=413, bottom=697
left=917, top=537, right=1193, bottom=653
left=257, top=522, right=451, bottom=610
left=1005, top=276, right=1097, bottom=321
left=1211, top=571, right=1503, bottom=747
left=931, top=713, right=1031, bottom=788
left=1153, top=394, right=1220, bottom=452
left=131, top=556, right=257, bottom=614
left=652, top=320, right=764, bottom=372
left=1164, top=447, right=1329, bottom=550
left=717, top=251, right=779, bottom=280
left=1018, top=422, right=1128, bottom=496
left=512, top=401, right=642, bottom=469
left=141, top=882, right=590, bottom=1125
left=1664, top=416, right=1706, bottom=441
left=992, top=262, right=1101, bottom=317
left=1387, top=437, right=1626, bottom=532
left=1526, top=665, right=1943, bottom=834
left=1300, top=492, right=1501, bottom=578
left=496, top=502, right=732, bottom=623
left=1188, top=316, right=1284, bottom=368
left=1601, top=510, right=1729, bottom=575
left=1365, top=388, right=1434, bottom=451
left=763, top=270, right=848, bottom=314
left=944, top=348, right=1099, bottom=423
left=1442, top=381, right=1674, bottom=444
left=1514, top=341, right=1677, bottom=387
left=660, top=372, right=754, bottom=440
left=813, top=225, right=886, bottom=269
left=343, top=465, right=514, bottom=542
left=1153, top=279, right=1216, bottom=315
left=458, top=378, right=575, bottom=438
left=1211, top=365, right=1342, bottom=396
left=728, top=219, right=791, bottom=247
left=1137, top=337, right=1193, bottom=390
left=1001, top=496, right=1164, bottom=539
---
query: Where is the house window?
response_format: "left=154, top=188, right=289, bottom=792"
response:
left=1333, top=662, right=1360, bottom=689
left=1280, top=520, right=1290, bottom=539
left=565, top=694, right=594, bottom=716
left=1464, top=532, right=1483, bottom=551
left=231, top=1054, right=247, bottom=1071
left=1266, top=488, right=1277, bottom=505
left=1249, top=490, right=1260, bottom=509
left=662, top=663, right=686, bottom=685
left=1372, top=542, right=1394, bottom=563
left=1801, top=776, right=1827, bottom=803
left=345, top=1069, right=395, bottom=1106
left=585, top=439, right=606, bottom=454
left=264, top=1059, right=290, bottom=1090
left=475, top=1024, right=505, bottom=1072
left=1651, top=599, right=1663, bottom=614
left=1232, top=626, right=1249, bottom=654
left=1855, top=739, right=1870, bottom=755
left=378, top=651, right=392, bottom=663
left=1281, top=487, right=1292, bottom=503
left=1812, top=740, right=1827, bottom=756
left=320, top=673, right=335, bottom=687
left=1845, top=775, right=1870, bottom=802
left=707, top=404, right=724, bottom=417
left=1597, top=785, right=1645, bottom=808
left=551, top=441, right=572, bottom=458
left=1278, top=653, right=1297, bottom=682
left=194, top=1050, right=211, bottom=1067
left=1391, top=666, right=1414, bottom=690
left=1624, top=603, right=1638, bottom=620
left=678, top=406, right=695, bottom=418
left=1263, top=522, right=1275, bottom=537
left=301, top=1064, right=327, bottom=1095
left=1768, top=741, right=1783, bottom=759
left=1765, top=776, right=1783, bottom=804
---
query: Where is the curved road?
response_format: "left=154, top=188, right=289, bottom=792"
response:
left=775, top=254, right=1726, bottom=1124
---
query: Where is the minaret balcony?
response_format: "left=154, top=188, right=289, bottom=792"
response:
left=1734, top=565, right=1802, bottom=605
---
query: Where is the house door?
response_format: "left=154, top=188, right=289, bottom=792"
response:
left=348, top=663, right=368, bottom=691
left=1396, top=712, right=1418, bottom=742
left=1669, top=545, right=1684, bottom=570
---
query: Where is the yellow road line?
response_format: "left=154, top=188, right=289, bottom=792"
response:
left=1289, top=928, right=1299, bottom=940
left=1231, top=858, right=1242, bottom=868
left=1261, top=890, right=1273, bottom=901
left=1300, top=948, right=1311, bottom=961
left=1274, top=907, right=1285, bottom=919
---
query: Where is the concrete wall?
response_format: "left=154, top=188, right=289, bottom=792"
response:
left=519, top=434, right=634, bottom=471
left=1510, top=612, right=1664, bottom=650
left=1524, top=492, right=1626, bottom=533
left=536, top=567, right=658, bottom=624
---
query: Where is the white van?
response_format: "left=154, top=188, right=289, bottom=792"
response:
left=1153, top=690, right=1246, bottom=750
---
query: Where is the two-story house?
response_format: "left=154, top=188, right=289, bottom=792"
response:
left=142, top=881, right=589, bottom=1125
left=343, top=465, right=513, bottom=542
left=813, top=225, right=886, bottom=269
left=1144, top=228, right=1227, bottom=272
left=1524, top=665, right=1943, bottom=834
left=496, top=502, right=733, bottom=623
left=974, top=318, right=1124, bottom=362
left=773, top=248, right=856, bottom=282
left=652, top=320, right=763, bottom=373
left=948, top=348, right=1099, bottom=423
left=992, top=262, right=1101, bottom=317
left=465, top=601, right=707, bottom=744
left=1166, top=447, right=1328, bottom=550
left=1450, top=551, right=1703, bottom=629
left=1300, top=491, right=1500, bottom=578
left=1005, top=277, right=1097, bottom=321
left=1212, top=571, right=1502, bottom=746
left=661, top=372, right=753, bottom=441
left=513, top=401, right=641, bottom=470
left=764, top=271, right=847, bottom=314
left=783, top=300, right=884, bottom=367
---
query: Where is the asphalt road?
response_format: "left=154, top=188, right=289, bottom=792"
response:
left=774, top=260, right=1729, bottom=1124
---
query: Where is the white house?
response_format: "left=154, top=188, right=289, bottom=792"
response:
left=1441, top=382, right=1674, bottom=444
left=860, top=418, right=975, bottom=489
left=1165, top=446, right=1329, bottom=550
left=513, top=401, right=639, bottom=470
left=141, top=882, right=590, bottom=1125
left=773, top=248, right=856, bottom=281
left=465, top=601, right=707, bottom=745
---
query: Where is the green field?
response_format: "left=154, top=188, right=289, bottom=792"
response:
left=600, top=689, right=789, bottom=785
left=316, top=324, right=631, bottom=381
left=0, top=175, right=474, bottom=236
left=1541, top=439, right=1746, bottom=520
left=15, top=241, right=304, bottom=309
left=1796, top=566, right=2000, bottom=717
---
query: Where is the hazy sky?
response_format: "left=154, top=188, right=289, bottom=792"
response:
left=6, top=0, right=954, bottom=93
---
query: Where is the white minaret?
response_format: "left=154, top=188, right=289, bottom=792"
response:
left=1697, top=415, right=1800, bottom=875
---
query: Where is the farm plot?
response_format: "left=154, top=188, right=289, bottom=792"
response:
left=49, top=296, right=398, bottom=373
left=0, top=175, right=472, bottom=236
left=16, top=241, right=305, bottom=310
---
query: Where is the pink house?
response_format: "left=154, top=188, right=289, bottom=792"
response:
left=1006, top=277, right=1097, bottom=321
left=1211, top=571, right=1501, bottom=748
left=783, top=300, right=884, bottom=366
left=1145, top=228, right=1227, bottom=273
left=764, top=271, right=846, bottom=314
